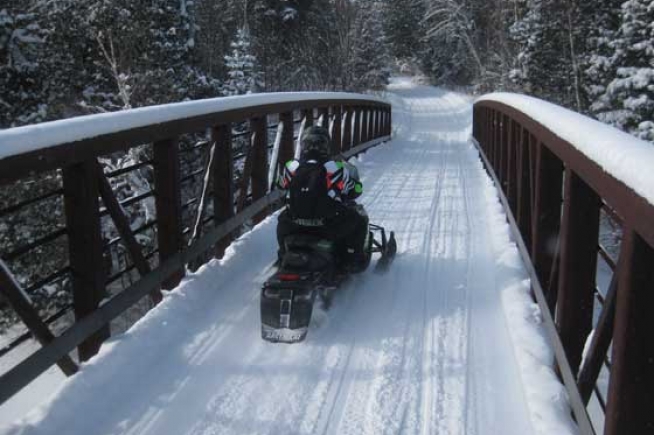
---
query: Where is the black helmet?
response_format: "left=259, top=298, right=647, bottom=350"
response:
left=301, top=125, right=331, bottom=161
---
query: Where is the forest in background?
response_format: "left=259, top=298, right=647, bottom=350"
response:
left=3, top=0, right=653, bottom=141
left=386, top=0, right=654, bottom=143
left=0, top=0, right=648, bottom=337
left=0, top=0, right=390, bottom=128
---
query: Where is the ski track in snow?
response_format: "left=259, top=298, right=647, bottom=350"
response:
left=3, top=83, right=549, bottom=435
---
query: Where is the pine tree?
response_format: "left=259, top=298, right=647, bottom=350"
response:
left=509, top=0, right=543, bottom=93
left=601, top=0, right=654, bottom=141
left=422, top=0, right=480, bottom=85
left=223, top=26, right=262, bottom=95
left=580, top=0, right=622, bottom=116
left=349, top=2, right=391, bottom=91
left=509, top=0, right=582, bottom=108
left=0, top=8, right=48, bottom=127
left=195, top=0, right=240, bottom=78
left=383, top=0, right=426, bottom=61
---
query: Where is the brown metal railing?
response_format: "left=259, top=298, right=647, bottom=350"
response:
left=473, top=100, right=654, bottom=435
left=0, top=94, right=392, bottom=404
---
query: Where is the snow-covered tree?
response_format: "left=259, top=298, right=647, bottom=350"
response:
left=223, top=26, right=262, bottom=95
left=581, top=0, right=622, bottom=116
left=383, top=0, right=426, bottom=61
left=0, top=9, right=48, bottom=127
left=422, top=0, right=482, bottom=85
left=509, top=0, right=584, bottom=108
left=194, top=0, right=240, bottom=78
left=349, top=2, right=391, bottom=91
left=600, top=0, right=654, bottom=141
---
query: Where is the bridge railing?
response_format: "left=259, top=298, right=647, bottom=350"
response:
left=0, top=93, right=392, bottom=404
left=473, top=95, right=654, bottom=435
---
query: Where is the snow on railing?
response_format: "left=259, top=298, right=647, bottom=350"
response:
left=0, top=92, right=387, bottom=161
left=473, top=95, right=654, bottom=435
left=477, top=93, right=654, bottom=207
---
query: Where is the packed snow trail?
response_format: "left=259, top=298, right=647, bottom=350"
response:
left=3, top=82, right=569, bottom=435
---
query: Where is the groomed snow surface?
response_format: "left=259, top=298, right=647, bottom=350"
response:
left=1, top=81, right=577, bottom=435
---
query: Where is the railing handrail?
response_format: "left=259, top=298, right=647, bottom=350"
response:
left=475, top=96, right=654, bottom=248
left=476, top=93, right=654, bottom=207
left=0, top=92, right=390, bottom=184
left=473, top=96, right=654, bottom=435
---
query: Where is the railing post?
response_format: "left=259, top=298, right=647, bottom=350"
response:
left=368, top=108, right=374, bottom=140
left=279, top=112, right=294, bottom=167
left=250, top=116, right=269, bottom=223
left=387, top=107, right=392, bottom=136
left=485, top=108, right=491, bottom=155
left=490, top=111, right=496, bottom=170
left=353, top=107, right=361, bottom=147
left=153, top=138, right=184, bottom=289
left=516, top=127, right=533, bottom=251
left=361, top=107, right=369, bottom=143
left=384, top=108, right=393, bottom=136
left=332, top=106, right=342, bottom=155
left=531, top=142, right=564, bottom=310
left=303, top=108, right=313, bottom=127
left=506, top=119, right=518, bottom=213
left=555, top=168, right=601, bottom=375
left=319, top=107, right=329, bottom=128
left=343, top=107, right=353, bottom=151
left=487, top=109, right=494, bottom=159
left=362, top=107, right=367, bottom=143
left=492, top=111, right=500, bottom=171
left=62, top=159, right=110, bottom=361
left=376, top=108, right=381, bottom=136
left=605, top=230, right=654, bottom=435
left=212, top=124, right=234, bottom=258
left=478, top=107, right=486, bottom=153
left=499, top=114, right=508, bottom=189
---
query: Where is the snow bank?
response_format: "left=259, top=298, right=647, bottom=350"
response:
left=475, top=144, right=579, bottom=435
left=0, top=92, right=388, bottom=160
left=477, top=92, right=654, bottom=207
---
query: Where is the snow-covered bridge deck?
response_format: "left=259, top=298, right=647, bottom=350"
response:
left=1, top=83, right=575, bottom=435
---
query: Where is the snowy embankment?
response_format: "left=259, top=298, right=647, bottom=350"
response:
left=0, top=92, right=385, bottom=160
left=1, top=80, right=576, bottom=435
left=478, top=93, right=654, bottom=206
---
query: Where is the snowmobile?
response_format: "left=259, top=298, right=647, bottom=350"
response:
left=260, top=223, right=396, bottom=343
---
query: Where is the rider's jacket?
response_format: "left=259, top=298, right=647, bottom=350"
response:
left=278, top=159, right=363, bottom=202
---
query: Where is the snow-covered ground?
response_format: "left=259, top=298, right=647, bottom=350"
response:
left=1, top=81, right=576, bottom=435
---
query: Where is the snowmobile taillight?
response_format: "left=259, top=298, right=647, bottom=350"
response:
left=278, top=273, right=301, bottom=281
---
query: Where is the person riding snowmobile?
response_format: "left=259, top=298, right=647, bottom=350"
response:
left=276, top=125, right=369, bottom=273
